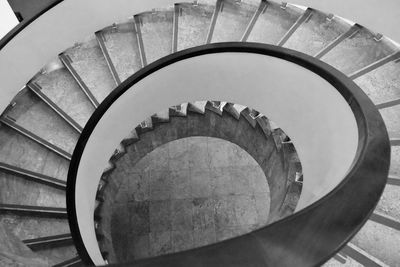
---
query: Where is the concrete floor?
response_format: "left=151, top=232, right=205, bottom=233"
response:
left=109, top=136, right=271, bottom=261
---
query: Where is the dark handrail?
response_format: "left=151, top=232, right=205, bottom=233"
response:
left=0, top=0, right=63, bottom=51
left=67, top=43, right=390, bottom=266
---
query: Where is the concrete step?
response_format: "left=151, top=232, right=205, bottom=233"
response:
left=247, top=1, right=304, bottom=44
left=175, top=2, right=214, bottom=51
left=4, top=88, right=79, bottom=154
left=0, top=223, right=52, bottom=266
left=30, top=60, right=95, bottom=127
left=34, top=244, right=78, bottom=267
left=134, top=8, right=174, bottom=64
left=53, top=256, right=82, bottom=267
left=0, top=127, right=69, bottom=181
left=205, top=101, right=225, bottom=115
left=27, top=83, right=83, bottom=133
left=152, top=109, right=170, bottom=123
left=0, top=169, right=65, bottom=207
left=97, top=22, right=143, bottom=82
left=223, top=102, right=241, bottom=119
left=169, top=103, right=188, bottom=117
left=187, top=101, right=207, bottom=114
left=375, top=183, right=400, bottom=222
left=379, top=104, right=400, bottom=139
left=389, top=145, right=399, bottom=177
left=0, top=162, right=66, bottom=189
left=210, top=0, right=259, bottom=42
left=321, top=27, right=398, bottom=75
left=0, top=116, right=71, bottom=160
left=283, top=10, right=352, bottom=56
left=351, top=217, right=400, bottom=266
left=120, top=129, right=140, bottom=147
left=23, top=233, right=72, bottom=249
left=337, top=243, right=389, bottom=267
left=353, top=53, right=400, bottom=106
left=62, top=35, right=116, bottom=102
left=0, top=204, right=66, bottom=218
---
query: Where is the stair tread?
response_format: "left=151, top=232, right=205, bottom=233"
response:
left=321, top=27, right=398, bottom=75
left=136, top=8, right=174, bottom=64
left=0, top=214, right=69, bottom=241
left=389, top=137, right=400, bottom=178
left=248, top=2, right=303, bottom=44
left=283, top=10, right=352, bottom=56
left=0, top=223, right=53, bottom=266
left=379, top=103, right=400, bottom=139
left=63, top=35, right=116, bottom=102
left=351, top=219, right=400, bottom=267
left=53, top=255, right=82, bottom=267
left=211, top=0, right=259, bottom=42
left=0, top=170, right=65, bottom=208
left=188, top=101, right=207, bottom=113
left=4, top=89, right=79, bottom=154
left=0, top=127, right=69, bottom=181
left=99, top=22, right=143, bottom=82
left=176, top=2, right=214, bottom=51
left=34, top=245, right=77, bottom=266
left=339, top=243, right=389, bottom=267
left=31, top=62, right=94, bottom=127
left=353, top=55, right=400, bottom=106
left=376, top=183, right=400, bottom=222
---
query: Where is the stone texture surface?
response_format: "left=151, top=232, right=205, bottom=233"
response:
left=102, top=22, right=142, bottom=81
left=0, top=171, right=65, bottom=208
left=0, top=127, right=69, bottom=181
left=376, top=184, right=400, bottom=221
left=247, top=3, right=303, bottom=44
left=212, top=0, right=258, bottom=42
left=177, top=3, right=214, bottom=51
left=138, top=9, right=174, bottom=64
left=105, top=137, right=271, bottom=261
left=0, top=215, right=69, bottom=240
left=379, top=104, right=400, bottom=138
left=284, top=11, right=351, bottom=56
left=321, top=29, right=397, bottom=75
left=33, top=64, right=95, bottom=127
left=32, top=245, right=77, bottom=266
left=351, top=220, right=400, bottom=267
left=0, top=223, right=51, bottom=266
left=64, top=35, right=116, bottom=102
left=354, top=60, right=400, bottom=105
left=389, top=145, right=400, bottom=177
left=6, top=89, right=79, bottom=154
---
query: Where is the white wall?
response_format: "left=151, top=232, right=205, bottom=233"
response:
left=75, top=53, right=359, bottom=264
left=0, top=0, right=18, bottom=39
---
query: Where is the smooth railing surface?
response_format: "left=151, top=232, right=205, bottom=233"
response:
left=67, top=43, right=389, bottom=266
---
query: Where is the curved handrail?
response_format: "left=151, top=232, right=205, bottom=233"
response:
left=67, top=43, right=390, bottom=266
left=0, top=0, right=63, bottom=51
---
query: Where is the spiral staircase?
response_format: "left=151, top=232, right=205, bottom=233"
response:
left=0, top=0, right=399, bottom=266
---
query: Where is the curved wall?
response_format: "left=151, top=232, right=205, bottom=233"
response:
left=74, top=52, right=358, bottom=264
left=0, top=0, right=400, bottom=114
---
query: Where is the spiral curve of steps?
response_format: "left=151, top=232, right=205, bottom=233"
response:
left=0, top=0, right=399, bottom=266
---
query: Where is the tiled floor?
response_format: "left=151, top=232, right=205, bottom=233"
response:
left=109, top=136, right=271, bottom=260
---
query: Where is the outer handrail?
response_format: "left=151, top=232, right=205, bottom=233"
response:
left=67, top=43, right=390, bottom=266
left=0, top=0, right=63, bottom=51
